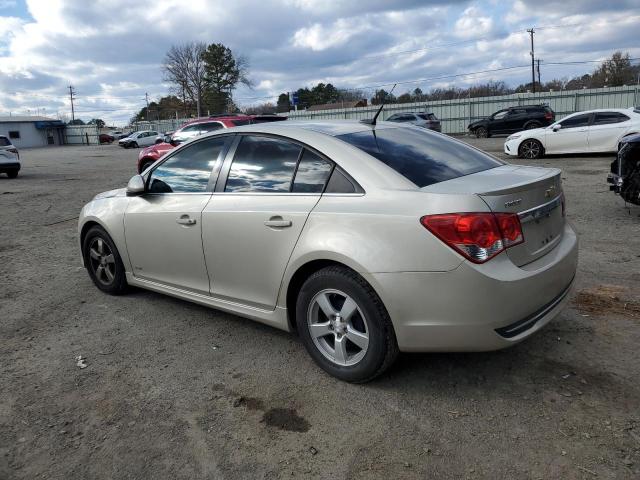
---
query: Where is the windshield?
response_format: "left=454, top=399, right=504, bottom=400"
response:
left=337, top=127, right=503, bottom=188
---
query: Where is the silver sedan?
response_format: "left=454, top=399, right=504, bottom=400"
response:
left=78, top=121, right=578, bottom=382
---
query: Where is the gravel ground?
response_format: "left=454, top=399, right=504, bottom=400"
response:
left=1, top=138, right=639, bottom=479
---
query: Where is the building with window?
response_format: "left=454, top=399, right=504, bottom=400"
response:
left=0, top=116, right=65, bottom=148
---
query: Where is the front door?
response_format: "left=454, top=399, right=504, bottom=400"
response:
left=124, top=136, right=231, bottom=294
left=545, top=113, right=592, bottom=154
left=202, top=135, right=333, bottom=309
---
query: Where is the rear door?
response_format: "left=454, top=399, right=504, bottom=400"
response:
left=545, top=113, right=592, bottom=154
left=124, top=136, right=231, bottom=294
left=202, top=135, right=333, bottom=309
left=588, top=112, right=631, bottom=152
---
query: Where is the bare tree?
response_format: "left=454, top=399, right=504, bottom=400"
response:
left=163, top=42, right=208, bottom=117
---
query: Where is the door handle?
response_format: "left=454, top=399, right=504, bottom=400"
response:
left=264, top=216, right=292, bottom=228
left=176, top=215, right=196, bottom=226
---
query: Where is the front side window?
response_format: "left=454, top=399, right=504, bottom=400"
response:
left=492, top=111, right=508, bottom=120
left=225, top=136, right=301, bottom=192
left=148, top=137, right=227, bottom=193
left=292, top=150, right=333, bottom=193
left=0, top=136, right=11, bottom=146
left=559, top=114, right=591, bottom=129
left=593, top=112, right=630, bottom=125
left=338, top=127, right=502, bottom=188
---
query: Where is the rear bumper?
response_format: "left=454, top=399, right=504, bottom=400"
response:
left=368, top=222, right=578, bottom=352
left=0, top=161, right=20, bottom=172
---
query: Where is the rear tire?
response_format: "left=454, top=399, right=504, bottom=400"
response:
left=7, top=170, right=18, bottom=178
left=140, top=160, right=154, bottom=173
left=83, top=225, right=128, bottom=295
left=518, top=139, right=544, bottom=159
left=524, top=121, right=542, bottom=130
left=475, top=127, right=489, bottom=138
left=296, top=266, right=398, bottom=383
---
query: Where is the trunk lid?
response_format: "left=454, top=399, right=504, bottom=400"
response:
left=422, top=165, right=565, bottom=266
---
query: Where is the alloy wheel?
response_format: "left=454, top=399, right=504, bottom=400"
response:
left=88, top=237, right=116, bottom=286
left=520, top=140, right=541, bottom=159
left=307, top=289, right=369, bottom=367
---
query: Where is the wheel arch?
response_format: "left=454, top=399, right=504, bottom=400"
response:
left=282, top=256, right=386, bottom=333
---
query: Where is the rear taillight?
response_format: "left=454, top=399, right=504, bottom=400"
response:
left=420, top=212, right=524, bottom=264
left=544, top=112, right=553, bottom=121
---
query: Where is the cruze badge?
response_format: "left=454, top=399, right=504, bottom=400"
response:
left=504, top=198, right=522, bottom=208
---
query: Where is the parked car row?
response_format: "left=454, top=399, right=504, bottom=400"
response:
left=136, top=114, right=287, bottom=173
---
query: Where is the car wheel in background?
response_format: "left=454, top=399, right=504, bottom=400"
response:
left=475, top=127, right=488, bottom=138
left=7, top=170, right=18, bottom=178
left=83, top=225, right=128, bottom=295
left=524, top=121, right=542, bottom=130
left=296, top=266, right=398, bottom=383
left=140, top=160, right=154, bottom=172
left=131, top=141, right=139, bottom=148
left=519, top=139, right=544, bottom=159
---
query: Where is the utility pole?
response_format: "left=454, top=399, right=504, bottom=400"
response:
left=68, top=85, right=76, bottom=121
left=536, top=58, right=542, bottom=87
left=527, top=28, right=536, bottom=93
left=145, top=92, right=149, bottom=121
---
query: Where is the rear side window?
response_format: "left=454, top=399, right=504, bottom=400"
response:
left=230, top=119, right=251, bottom=126
left=148, top=137, right=227, bottom=193
left=418, top=114, right=437, bottom=121
left=560, top=114, right=591, bottom=128
left=0, top=136, right=11, bottom=146
left=225, top=136, right=301, bottom=192
left=337, top=127, right=502, bottom=188
left=593, top=112, right=630, bottom=125
left=199, top=122, right=223, bottom=132
left=292, top=150, right=333, bottom=193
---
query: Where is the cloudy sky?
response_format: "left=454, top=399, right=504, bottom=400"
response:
left=1, top=0, right=639, bottom=125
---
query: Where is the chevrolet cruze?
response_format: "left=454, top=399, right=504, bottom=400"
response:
left=78, top=120, right=578, bottom=382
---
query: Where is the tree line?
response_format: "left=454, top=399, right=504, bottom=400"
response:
left=131, top=50, right=638, bottom=121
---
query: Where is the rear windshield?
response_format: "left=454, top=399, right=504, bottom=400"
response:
left=337, top=127, right=503, bottom=188
left=418, top=113, right=437, bottom=121
left=0, top=136, right=11, bottom=146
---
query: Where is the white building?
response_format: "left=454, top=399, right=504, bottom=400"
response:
left=0, top=116, right=65, bottom=148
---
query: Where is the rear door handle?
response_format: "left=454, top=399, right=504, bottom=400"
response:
left=176, top=214, right=196, bottom=226
left=264, top=216, right=292, bottom=228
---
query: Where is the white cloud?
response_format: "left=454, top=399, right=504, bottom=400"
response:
left=455, top=6, right=494, bottom=38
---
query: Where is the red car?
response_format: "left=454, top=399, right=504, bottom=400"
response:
left=137, top=114, right=286, bottom=173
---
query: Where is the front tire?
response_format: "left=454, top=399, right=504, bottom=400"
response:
left=131, top=141, right=139, bottom=148
left=7, top=170, right=18, bottom=178
left=296, top=266, right=398, bottom=383
left=83, top=225, right=128, bottom=295
left=518, top=139, right=544, bottom=159
left=140, top=160, right=154, bottom=173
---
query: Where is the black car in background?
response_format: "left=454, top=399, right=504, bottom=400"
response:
left=608, top=132, right=640, bottom=205
left=387, top=112, right=441, bottom=132
left=468, top=105, right=555, bottom=138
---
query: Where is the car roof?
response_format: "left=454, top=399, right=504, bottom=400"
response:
left=226, top=119, right=400, bottom=137
left=561, top=108, right=637, bottom=117
left=180, top=115, right=251, bottom=127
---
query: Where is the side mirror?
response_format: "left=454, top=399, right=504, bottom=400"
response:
left=126, top=174, right=145, bottom=196
left=552, top=124, right=561, bottom=132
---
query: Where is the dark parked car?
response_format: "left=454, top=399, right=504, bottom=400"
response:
left=387, top=112, right=441, bottom=132
left=99, top=133, right=114, bottom=144
left=608, top=132, right=640, bottom=205
left=468, top=105, right=555, bottom=138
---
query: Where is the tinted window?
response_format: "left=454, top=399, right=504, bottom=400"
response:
left=230, top=119, right=251, bottom=126
left=148, top=137, right=227, bottom=193
left=292, top=150, right=333, bottom=193
left=325, top=168, right=357, bottom=193
left=180, top=124, right=201, bottom=132
left=0, top=136, right=11, bottom=146
left=593, top=112, right=630, bottom=125
left=493, top=111, right=508, bottom=120
left=418, top=114, right=437, bottom=121
left=225, top=136, right=301, bottom=192
left=337, top=127, right=502, bottom=188
left=560, top=114, right=591, bottom=128
left=199, top=122, right=223, bottom=132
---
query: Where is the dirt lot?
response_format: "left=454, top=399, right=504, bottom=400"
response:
left=1, top=138, right=639, bottom=479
